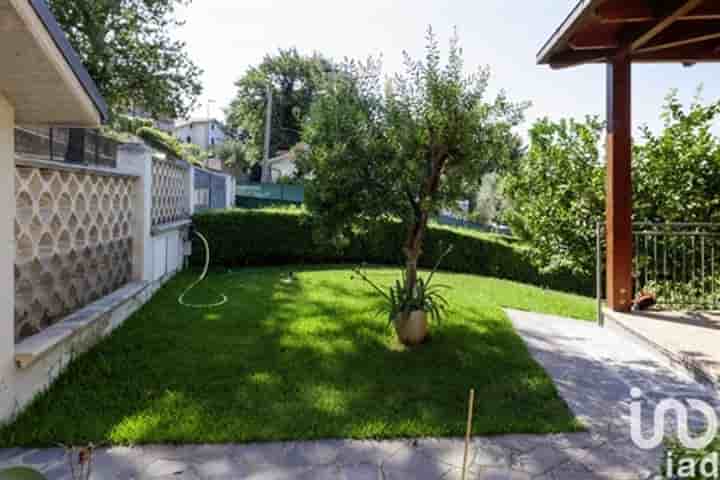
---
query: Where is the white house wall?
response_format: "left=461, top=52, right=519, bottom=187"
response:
left=0, top=94, right=16, bottom=422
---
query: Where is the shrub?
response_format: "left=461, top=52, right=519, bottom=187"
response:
left=116, top=114, right=154, bottom=134
left=191, top=208, right=593, bottom=295
left=136, top=127, right=204, bottom=166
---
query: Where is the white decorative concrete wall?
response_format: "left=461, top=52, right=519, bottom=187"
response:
left=14, top=164, right=135, bottom=341
left=151, top=155, right=189, bottom=227
left=118, top=143, right=191, bottom=284
left=0, top=140, right=192, bottom=424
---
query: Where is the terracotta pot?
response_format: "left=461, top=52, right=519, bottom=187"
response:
left=395, top=310, right=428, bottom=346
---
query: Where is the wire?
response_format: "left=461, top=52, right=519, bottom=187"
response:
left=178, top=230, right=229, bottom=309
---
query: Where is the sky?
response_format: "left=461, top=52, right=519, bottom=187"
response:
left=175, top=0, right=720, bottom=136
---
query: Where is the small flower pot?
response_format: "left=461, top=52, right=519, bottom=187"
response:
left=395, top=310, right=428, bottom=346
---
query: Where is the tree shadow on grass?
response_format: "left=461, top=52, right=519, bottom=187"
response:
left=0, top=268, right=579, bottom=453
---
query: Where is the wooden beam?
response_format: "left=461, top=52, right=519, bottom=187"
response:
left=569, top=26, right=621, bottom=50
left=631, top=41, right=720, bottom=61
left=606, top=56, right=634, bottom=312
left=636, top=31, right=720, bottom=54
left=631, top=0, right=706, bottom=51
left=684, top=4, right=720, bottom=21
left=597, top=2, right=655, bottom=24
left=598, top=2, right=720, bottom=23
left=549, top=49, right=616, bottom=69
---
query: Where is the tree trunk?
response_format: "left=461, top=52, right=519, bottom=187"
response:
left=404, top=211, right=429, bottom=295
left=403, top=148, right=449, bottom=297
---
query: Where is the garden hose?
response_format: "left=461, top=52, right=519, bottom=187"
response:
left=178, top=230, right=229, bottom=309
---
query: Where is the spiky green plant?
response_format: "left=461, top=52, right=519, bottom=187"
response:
left=353, top=246, right=452, bottom=327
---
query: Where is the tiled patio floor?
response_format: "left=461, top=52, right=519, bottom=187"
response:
left=604, top=308, right=720, bottom=387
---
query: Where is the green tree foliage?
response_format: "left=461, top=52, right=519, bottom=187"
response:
left=216, top=140, right=250, bottom=177
left=504, top=89, right=720, bottom=276
left=503, top=116, right=606, bottom=275
left=136, top=127, right=206, bottom=166
left=227, top=48, right=332, bottom=161
left=634, top=89, right=720, bottom=223
left=469, top=173, right=508, bottom=225
left=48, top=0, right=202, bottom=118
left=299, top=28, right=526, bottom=292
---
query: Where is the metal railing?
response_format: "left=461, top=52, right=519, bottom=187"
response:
left=14, top=126, right=118, bottom=168
left=597, top=222, right=720, bottom=313
left=633, top=223, right=720, bottom=309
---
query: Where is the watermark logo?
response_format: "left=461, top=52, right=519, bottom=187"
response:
left=630, top=387, right=718, bottom=451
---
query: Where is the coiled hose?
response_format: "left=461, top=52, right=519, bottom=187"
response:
left=178, top=230, right=229, bottom=308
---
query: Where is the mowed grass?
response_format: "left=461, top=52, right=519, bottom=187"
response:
left=0, top=267, right=595, bottom=446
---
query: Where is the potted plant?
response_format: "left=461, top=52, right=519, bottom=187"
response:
left=354, top=247, right=451, bottom=346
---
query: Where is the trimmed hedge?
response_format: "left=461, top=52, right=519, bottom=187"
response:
left=191, top=208, right=593, bottom=296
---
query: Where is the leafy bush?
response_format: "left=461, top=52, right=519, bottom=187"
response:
left=191, top=208, right=592, bottom=295
left=115, top=114, right=154, bottom=134
left=504, top=91, right=720, bottom=277
left=136, top=127, right=204, bottom=166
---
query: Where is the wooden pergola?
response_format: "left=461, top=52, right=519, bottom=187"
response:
left=538, top=0, right=720, bottom=312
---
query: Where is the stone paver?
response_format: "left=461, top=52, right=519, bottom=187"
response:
left=3, top=309, right=718, bottom=479
left=605, top=308, right=720, bottom=387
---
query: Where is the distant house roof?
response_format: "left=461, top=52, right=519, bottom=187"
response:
left=538, top=0, right=720, bottom=68
left=174, top=118, right=222, bottom=129
left=0, top=0, right=107, bottom=125
left=267, top=144, right=308, bottom=165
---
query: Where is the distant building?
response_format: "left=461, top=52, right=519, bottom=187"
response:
left=263, top=144, right=308, bottom=183
left=172, top=118, right=228, bottom=153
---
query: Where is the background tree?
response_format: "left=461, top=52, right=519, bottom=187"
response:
left=227, top=48, right=332, bottom=162
left=503, top=89, right=720, bottom=276
left=300, top=29, right=526, bottom=293
left=502, top=116, right=606, bottom=275
left=217, top=140, right=251, bottom=178
left=468, top=173, right=507, bottom=225
left=48, top=0, right=202, bottom=118
left=465, top=134, right=524, bottom=224
left=633, top=89, right=720, bottom=223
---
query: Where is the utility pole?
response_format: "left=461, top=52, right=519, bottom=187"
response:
left=206, top=99, right=215, bottom=120
left=262, top=84, right=273, bottom=183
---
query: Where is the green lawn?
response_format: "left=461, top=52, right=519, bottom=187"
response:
left=0, top=267, right=594, bottom=446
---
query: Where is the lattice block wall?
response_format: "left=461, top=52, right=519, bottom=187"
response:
left=14, top=167, right=135, bottom=342
left=152, top=156, right=189, bottom=227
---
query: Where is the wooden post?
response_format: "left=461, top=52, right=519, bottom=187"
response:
left=461, top=388, right=475, bottom=480
left=606, top=56, right=633, bottom=312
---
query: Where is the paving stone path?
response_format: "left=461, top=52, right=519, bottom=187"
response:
left=2, top=309, right=717, bottom=479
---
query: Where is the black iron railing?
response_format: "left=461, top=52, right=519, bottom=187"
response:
left=596, top=222, right=720, bottom=314
left=15, top=127, right=118, bottom=168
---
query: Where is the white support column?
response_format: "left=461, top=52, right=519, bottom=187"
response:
left=187, top=166, right=196, bottom=215
left=226, top=175, right=235, bottom=208
left=0, top=94, right=16, bottom=421
left=117, top=142, right=153, bottom=283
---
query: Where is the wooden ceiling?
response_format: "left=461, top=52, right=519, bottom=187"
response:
left=538, top=0, right=720, bottom=68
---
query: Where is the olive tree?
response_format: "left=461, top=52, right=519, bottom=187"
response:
left=299, top=29, right=526, bottom=293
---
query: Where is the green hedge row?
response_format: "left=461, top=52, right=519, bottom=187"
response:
left=191, top=208, right=593, bottom=296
